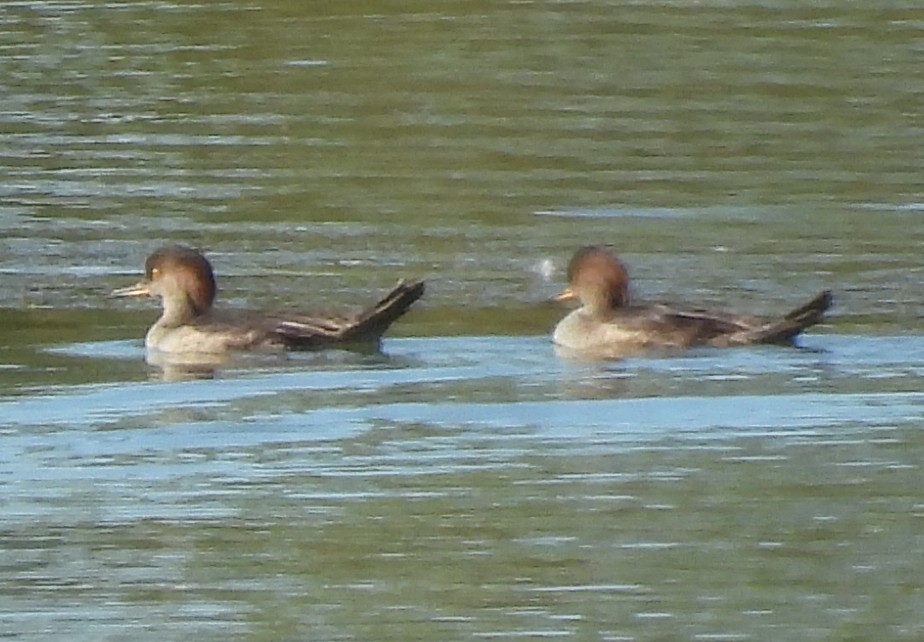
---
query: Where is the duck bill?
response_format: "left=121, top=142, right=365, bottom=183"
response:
left=111, top=280, right=151, bottom=298
left=553, top=287, right=577, bottom=303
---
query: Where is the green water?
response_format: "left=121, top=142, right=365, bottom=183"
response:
left=1, top=1, right=923, bottom=640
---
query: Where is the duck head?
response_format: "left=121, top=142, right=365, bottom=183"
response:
left=113, top=245, right=217, bottom=324
left=555, top=245, right=630, bottom=318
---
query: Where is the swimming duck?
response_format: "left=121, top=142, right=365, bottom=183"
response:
left=553, top=245, right=831, bottom=357
left=113, top=245, right=424, bottom=355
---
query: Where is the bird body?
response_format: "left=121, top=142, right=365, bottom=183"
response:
left=553, top=246, right=831, bottom=357
left=113, top=245, right=424, bottom=355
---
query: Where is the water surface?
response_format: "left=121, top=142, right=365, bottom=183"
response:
left=1, top=1, right=923, bottom=640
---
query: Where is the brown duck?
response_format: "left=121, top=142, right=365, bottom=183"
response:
left=113, top=245, right=424, bottom=354
left=553, top=245, right=831, bottom=357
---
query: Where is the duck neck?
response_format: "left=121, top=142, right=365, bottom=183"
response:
left=582, top=291, right=619, bottom=321
left=156, top=291, right=204, bottom=328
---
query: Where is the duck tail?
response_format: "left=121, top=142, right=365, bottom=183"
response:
left=747, top=290, right=833, bottom=344
left=340, top=279, right=425, bottom=342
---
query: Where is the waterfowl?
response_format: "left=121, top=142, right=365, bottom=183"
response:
left=113, top=245, right=424, bottom=355
left=553, top=245, right=831, bottom=357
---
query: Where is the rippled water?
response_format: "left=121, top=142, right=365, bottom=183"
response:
left=2, top=1, right=923, bottom=640
left=4, top=334, right=924, bottom=640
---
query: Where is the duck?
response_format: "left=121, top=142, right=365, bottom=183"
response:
left=113, top=244, right=424, bottom=355
left=553, top=245, right=831, bottom=357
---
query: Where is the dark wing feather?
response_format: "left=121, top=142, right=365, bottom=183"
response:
left=732, top=290, right=832, bottom=345
left=271, top=279, right=425, bottom=349
left=645, top=305, right=755, bottom=347
left=628, top=290, right=832, bottom=348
